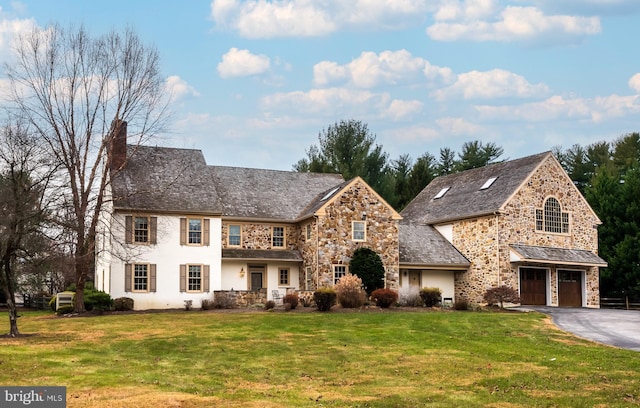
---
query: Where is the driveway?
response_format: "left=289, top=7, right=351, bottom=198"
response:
left=520, top=306, right=640, bottom=351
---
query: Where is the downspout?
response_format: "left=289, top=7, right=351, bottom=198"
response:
left=315, top=215, right=320, bottom=290
left=496, top=212, right=500, bottom=287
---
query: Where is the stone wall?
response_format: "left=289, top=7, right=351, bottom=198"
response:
left=452, top=156, right=602, bottom=306
left=315, top=179, right=400, bottom=289
left=221, top=221, right=298, bottom=251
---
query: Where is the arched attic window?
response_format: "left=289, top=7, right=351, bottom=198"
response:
left=536, top=197, right=569, bottom=234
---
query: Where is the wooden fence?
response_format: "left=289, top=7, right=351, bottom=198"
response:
left=600, top=297, right=640, bottom=310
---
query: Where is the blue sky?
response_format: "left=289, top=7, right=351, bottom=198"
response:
left=1, top=0, right=640, bottom=170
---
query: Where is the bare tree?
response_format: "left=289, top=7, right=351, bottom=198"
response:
left=0, top=120, right=54, bottom=336
left=6, top=24, right=168, bottom=312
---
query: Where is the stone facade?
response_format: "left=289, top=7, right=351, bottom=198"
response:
left=220, top=178, right=400, bottom=293
left=312, top=179, right=400, bottom=290
left=450, top=156, right=601, bottom=306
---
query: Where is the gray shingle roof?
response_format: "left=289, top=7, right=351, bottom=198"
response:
left=401, top=151, right=552, bottom=224
left=112, top=145, right=345, bottom=220
left=222, top=248, right=303, bottom=261
left=510, top=244, right=607, bottom=267
left=112, top=145, right=222, bottom=213
left=210, top=166, right=344, bottom=220
left=399, top=222, right=470, bottom=267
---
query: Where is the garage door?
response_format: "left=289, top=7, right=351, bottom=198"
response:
left=520, top=268, right=547, bottom=305
left=558, top=270, right=582, bottom=307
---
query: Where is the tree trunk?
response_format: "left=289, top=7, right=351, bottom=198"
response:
left=1, top=256, right=20, bottom=337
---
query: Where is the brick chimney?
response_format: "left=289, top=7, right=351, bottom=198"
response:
left=109, top=119, right=127, bottom=172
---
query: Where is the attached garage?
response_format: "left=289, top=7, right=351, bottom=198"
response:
left=511, top=244, right=607, bottom=307
left=519, top=267, right=547, bottom=305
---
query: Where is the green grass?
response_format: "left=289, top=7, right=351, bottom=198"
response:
left=1, top=309, right=639, bottom=407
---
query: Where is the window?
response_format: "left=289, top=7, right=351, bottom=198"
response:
left=180, top=264, right=209, bottom=292
left=480, top=177, right=498, bottom=190
left=305, top=224, right=312, bottom=241
left=333, top=265, right=348, bottom=285
left=279, top=268, right=290, bottom=286
left=133, top=264, right=148, bottom=292
left=125, top=263, right=156, bottom=292
left=188, top=265, right=202, bottom=292
left=134, top=216, right=149, bottom=243
left=189, top=219, right=202, bottom=244
left=536, top=197, right=569, bottom=234
left=272, top=226, right=285, bottom=248
left=434, top=187, right=450, bottom=199
left=126, top=215, right=156, bottom=244
left=180, top=218, right=209, bottom=246
left=352, top=221, right=366, bottom=241
left=228, top=225, right=241, bottom=246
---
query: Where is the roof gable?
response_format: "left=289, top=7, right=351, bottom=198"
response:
left=401, top=152, right=551, bottom=224
left=308, top=177, right=402, bottom=220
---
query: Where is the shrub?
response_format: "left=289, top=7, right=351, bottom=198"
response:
left=201, top=298, right=212, bottom=310
left=453, top=298, right=469, bottom=311
left=184, top=300, right=193, bottom=311
left=483, top=286, right=521, bottom=309
left=419, top=287, right=442, bottom=307
left=212, top=292, right=235, bottom=309
left=49, top=295, right=57, bottom=311
left=264, top=300, right=276, bottom=310
left=350, top=247, right=385, bottom=294
left=334, top=273, right=366, bottom=308
left=84, top=290, right=113, bottom=312
left=114, top=297, right=134, bottom=311
left=371, top=288, right=398, bottom=308
left=283, top=293, right=299, bottom=310
left=313, top=287, right=337, bottom=312
left=398, top=286, right=424, bottom=307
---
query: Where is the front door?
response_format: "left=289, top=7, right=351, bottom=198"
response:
left=408, top=271, right=421, bottom=288
left=520, top=268, right=547, bottom=305
left=558, top=270, right=582, bottom=307
left=249, top=265, right=265, bottom=291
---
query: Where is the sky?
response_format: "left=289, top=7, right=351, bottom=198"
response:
left=1, top=0, right=640, bottom=171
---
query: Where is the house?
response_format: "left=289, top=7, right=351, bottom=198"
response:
left=95, top=123, right=402, bottom=309
left=400, top=151, right=606, bottom=307
left=95, top=124, right=605, bottom=309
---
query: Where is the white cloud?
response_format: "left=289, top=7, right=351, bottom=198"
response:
left=434, top=69, right=549, bottom=100
left=427, top=4, right=601, bottom=44
left=210, top=0, right=430, bottom=38
left=629, top=73, right=640, bottom=94
left=165, top=76, right=200, bottom=101
left=313, top=49, right=453, bottom=88
left=0, top=7, right=37, bottom=59
left=260, top=87, right=419, bottom=121
left=217, top=48, right=271, bottom=78
left=475, top=94, right=640, bottom=123
left=436, top=117, right=484, bottom=135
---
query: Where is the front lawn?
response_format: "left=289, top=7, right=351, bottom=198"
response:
left=0, top=309, right=638, bottom=407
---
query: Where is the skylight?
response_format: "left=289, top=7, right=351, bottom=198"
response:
left=321, top=187, right=340, bottom=201
left=480, top=177, right=498, bottom=190
left=434, top=187, right=450, bottom=199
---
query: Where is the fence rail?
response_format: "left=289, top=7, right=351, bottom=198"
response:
left=600, top=297, right=640, bottom=310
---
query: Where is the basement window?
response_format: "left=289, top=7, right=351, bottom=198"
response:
left=480, top=177, right=498, bottom=190
left=434, top=187, right=450, bottom=199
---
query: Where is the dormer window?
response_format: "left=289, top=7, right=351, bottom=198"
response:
left=434, top=187, right=450, bottom=199
left=480, top=177, right=497, bottom=190
left=536, top=197, right=569, bottom=234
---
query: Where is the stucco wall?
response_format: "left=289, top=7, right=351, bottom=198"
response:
left=104, top=213, right=222, bottom=310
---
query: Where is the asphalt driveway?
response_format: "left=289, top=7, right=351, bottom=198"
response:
left=520, top=306, right=640, bottom=351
